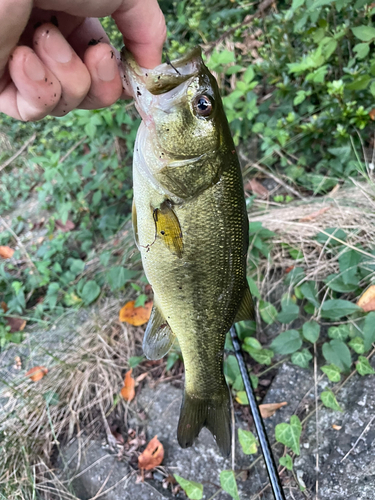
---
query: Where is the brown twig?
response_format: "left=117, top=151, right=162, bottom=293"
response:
left=59, top=136, right=87, bottom=164
left=0, top=132, right=36, bottom=173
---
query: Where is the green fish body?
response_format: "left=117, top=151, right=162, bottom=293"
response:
left=122, top=47, right=254, bottom=456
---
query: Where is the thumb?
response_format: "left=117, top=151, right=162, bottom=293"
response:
left=0, top=0, right=32, bottom=85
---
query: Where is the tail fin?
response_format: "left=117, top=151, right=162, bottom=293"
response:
left=177, top=387, right=231, bottom=457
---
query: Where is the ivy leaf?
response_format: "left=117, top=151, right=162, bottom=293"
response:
left=321, top=300, right=360, bottom=320
left=348, top=336, right=365, bottom=354
left=302, top=321, right=320, bottom=343
left=81, top=280, right=101, bottom=305
left=356, top=356, right=375, bottom=376
left=259, top=300, right=278, bottom=324
left=220, top=471, right=240, bottom=500
left=351, top=25, right=375, bottom=42
left=322, top=339, right=352, bottom=372
left=238, top=429, right=258, bottom=455
left=174, top=475, right=203, bottom=500
left=275, top=415, right=302, bottom=455
left=328, top=324, right=350, bottom=341
left=243, top=345, right=274, bottom=365
left=321, top=364, right=341, bottom=382
left=279, top=455, right=293, bottom=471
left=321, top=390, right=342, bottom=412
left=270, top=330, right=302, bottom=355
left=291, top=348, right=313, bottom=368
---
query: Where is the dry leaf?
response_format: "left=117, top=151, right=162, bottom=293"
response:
left=357, top=285, right=375, bottom=312
left=55, top=219, right=75, bottom=232
left=138, top=435, right=164, bottom=470
left=1, top=302, right=8, bottom=313
left=259, top=402, right=287, bottom=418
left=0, top=246, right=15, bottom=259
left=26, top=366, right=48, bottom=382
left=6, top=317, right=26, bottom=333
left=332, top=424, right=342, bottom=430
left=119, top=300, right=153, bottom=326
left=245, top=179, right=269, bottom=199
left=120, top=368, right=135, bottom=402
left=299, top=206, right=330, bottom=222
left=285, top=265, right=295, bottom=274
left=135, top=372, right=148, bottom=383
left=369, top=108, right=375, bottom=121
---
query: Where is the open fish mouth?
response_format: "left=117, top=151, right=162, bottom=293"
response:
left=121, top=47, right=205, bottom=121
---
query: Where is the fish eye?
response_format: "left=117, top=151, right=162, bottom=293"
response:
left=193, top=95, right=213, bottom=117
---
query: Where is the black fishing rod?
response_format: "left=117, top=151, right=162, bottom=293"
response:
left=230, top=325, right=286, bottom=500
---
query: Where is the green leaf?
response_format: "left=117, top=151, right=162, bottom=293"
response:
left=238, top=428, right=258, bottom=454
left=322, top=340, right=351, bottom=372
left=302, top=321, right=320, bottom=343
left=279, top=454, right=293, bottom=471
left=291, top=348, right=313, bottom=368
left=321, top=364, right=341, bottom=382
left=321, top=300, right=360, bottom=320
left=134, top=294, right=147, bottom=307
left=348, top=336, right=365, bottom=354
left=325, top=274, right=358, bottom=293
left=236, top=391, right=249, bottom=405
left=292, top=0, right=305, bottom=9
left=321, top=390, right=342, bottom=412
left=174, top=475, right=203, bottom=500
left=259, top=300, right=278, bottom=324
left=275, top=415, right=302, bottom=455
left=243, top=346, right=274, bottom=365
left=81, top=280, right=101, bottom=305
left=300, top=281, right=320, bottom=308
left=43, top=391, right=59, bottom=406
left=270, top=330, right=302, bottom=355
left=339, top=249, right=362, bottom=285
left=363, top=312, right=375, bottom=351
left=370, top=81, right=375, bottom=98
left=166, top=351, right=179, bottom=371
left=316, top=228, right=347, bottom=245
left=277, top=303, right=300, bottom=324
left=346, top=75, right=371, bottom=91
left=220, top=471, right=240, bottom=500
left=328, top=324, right=350, bottom=341
left=353, top=42, right=370, bottom=59
left=106, top=266, right=138, bottom=291
left=247, top=277, right=261, bottom=299
left=351, top=26, right=375, bottom=42
left=243, top=337, right=262, bottom=350
left=128, top=356, right=144, bottom=368
left=356, top=356, right=375, bottom=376
left=224, top=355, right=241, bottom=384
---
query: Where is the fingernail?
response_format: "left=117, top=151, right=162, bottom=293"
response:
left=97, top=52, right=117, bottom=82
left=24, top=52, right=46, bottom=81
left=43, top=28, right=73, bottom=63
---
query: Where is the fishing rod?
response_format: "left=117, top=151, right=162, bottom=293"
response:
left=230, top=325, right=286, bottom=500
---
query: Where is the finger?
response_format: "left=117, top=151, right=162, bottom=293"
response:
left=0, top=0, right=32, bottom=90
left=67, top=17, right=111, bottom=60
left=34, top=0, right=123, bottom=18
left=33, top=23, right=91, bottom=116
left=78, top=43, right=123, bottom=110
left=0, top=46, right=62, bottom=121
left=113, top=0, right=166, bottom=69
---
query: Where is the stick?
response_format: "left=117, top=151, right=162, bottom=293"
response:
left=230, top=325, right=285, bottom=500
left=0, top=133, right=36, bottom=173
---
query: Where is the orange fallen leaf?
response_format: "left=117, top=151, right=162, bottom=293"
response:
left=1, top=302, right=7, bottom=313
left=299, top=206, right=330, bottom=222
left=245, top=179, right=269, bottom=199
left=369, top=108, right=375, bottom=121
left=6, top=317, right=26, bottom=333
left=259, top=402, right=287, bottom=418
left=0, top=246, right=14, bottom=259
left=285, top=265, right=295, bottom=274
left=138, top=435, right=164, bottom=470
left=26, top=366, right=48, bottom=382
left=119, top=300, right=153, bottom=326
left=332, top=424, right=342, bottom=430
left=120, top=368, right=135, bottom=402
left=357, top=285, right=375, bottom=312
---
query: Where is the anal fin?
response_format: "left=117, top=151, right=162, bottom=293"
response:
left=143, top=303, right=175, bottom=360
left=234, top=284, right=255, bottom=323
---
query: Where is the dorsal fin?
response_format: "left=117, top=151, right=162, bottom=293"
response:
left=143, top=302, right=175, bottom=360
left=234, top=284, right=255, bottom=323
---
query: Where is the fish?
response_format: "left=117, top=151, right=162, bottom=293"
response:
left=122, top=46, right=254, bottom=456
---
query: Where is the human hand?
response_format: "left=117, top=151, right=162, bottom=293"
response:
left=0, top=0, right=166, bottom=121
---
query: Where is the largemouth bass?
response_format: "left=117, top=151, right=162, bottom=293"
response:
left=122, top=47, right=254, bottom=456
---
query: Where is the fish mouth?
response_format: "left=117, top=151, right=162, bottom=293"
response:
left=121, top=46, right=204, bottom=123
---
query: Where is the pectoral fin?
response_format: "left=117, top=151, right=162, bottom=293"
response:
left=153, top=200, right=183, bottom=258
left=143, top=303, right=175, bottom=360
left=234, top=285, right=255, bottom=323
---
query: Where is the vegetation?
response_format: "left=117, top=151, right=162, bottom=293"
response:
left=0, top=0, right=374, bottom=498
